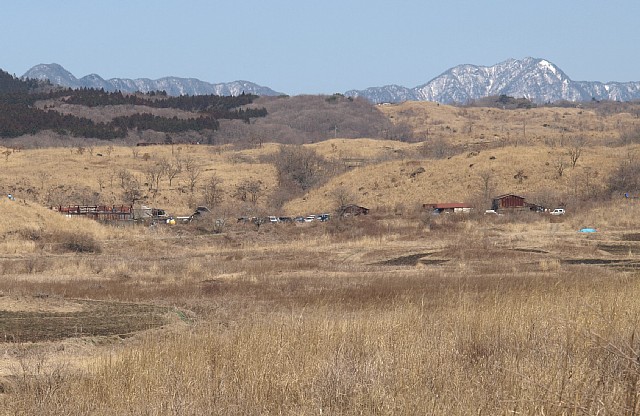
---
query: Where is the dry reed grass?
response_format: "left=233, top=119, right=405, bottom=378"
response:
left=3, top=257, right=640, bottom=415
left=0, top=204, right=638, bottom=413
left=0, top=198, right=118, bottom=255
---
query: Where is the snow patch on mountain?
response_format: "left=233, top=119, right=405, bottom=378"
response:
left=22, top=64, right=283, bottom=97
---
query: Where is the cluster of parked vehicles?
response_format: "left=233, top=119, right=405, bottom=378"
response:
left=238, top=213, right=331, bottom=225
left=485, top=208, right=566, bottom=216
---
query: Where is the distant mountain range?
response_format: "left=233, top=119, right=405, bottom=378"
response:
left=22, top=58, right=640, bottom=104
left=345, top=57, right=640, bottom=104
left=22, top=63, right=283, bottom=97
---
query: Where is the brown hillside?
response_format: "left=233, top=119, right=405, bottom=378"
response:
left=284, top=143, right=633, bottom=214
left=0, top=144, right=278, bottom=216
left=378, top=101, right=637, bottom=147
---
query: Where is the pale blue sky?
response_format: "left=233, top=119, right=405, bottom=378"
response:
left=2, top=1, right=639, bottom=95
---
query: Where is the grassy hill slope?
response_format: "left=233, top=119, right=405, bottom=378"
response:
left=284, top=143, right=631, bottom=214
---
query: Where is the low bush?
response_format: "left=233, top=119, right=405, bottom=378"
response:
left=45, top=230, right=102, bottom=253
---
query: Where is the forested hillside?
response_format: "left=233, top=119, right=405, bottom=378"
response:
left=0, top=70, right=266, bottom=141
left=0, top=70, right=400, bottom=147
left=0, top=69, right=44, bottom=93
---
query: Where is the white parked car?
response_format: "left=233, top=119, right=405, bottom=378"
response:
left=550, top=208, right=565, bottom=215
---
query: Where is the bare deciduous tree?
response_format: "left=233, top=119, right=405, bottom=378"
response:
left=478, top=170, right=493, bottom=200
left=144, top=163, right=165, bottom=193
left=184, top=156, right=202, bottom=194
left=273, top=145, right=328, bottom=192
left=618, top=125, right=640, bottom=145
left=118, top=170, right=142, bottom=204
left=202, top=174, right=224, bottom=208
left=419, top=137, right=454, bottom=159
left=234, top=180, right=262, bottom=204
left=36, top=171, right=49, bottom=190
left=568, top=137, right=586, bottom=168
left=555, top=158, right=565, bottom=178
left=161, top=156, right=182, bottom=187
left=117, top=169, right=130, bottom=188
left=246, top=181, right=262, bottom=204
left=331, top=186, right=355, bottom=210
left=608, top=159, right=640, bottom=196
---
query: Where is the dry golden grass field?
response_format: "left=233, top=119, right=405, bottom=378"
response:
left=1, top=101, right=640, bottom=414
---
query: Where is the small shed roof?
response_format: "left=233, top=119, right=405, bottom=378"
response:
left=492, top=193, right=526, bottom=200
left=338, top=204, right=370, bottom=215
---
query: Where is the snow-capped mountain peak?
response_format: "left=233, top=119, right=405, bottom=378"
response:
left=346, top=57, right=640, bottom=104
left=22, top=64, right=283, bottom=97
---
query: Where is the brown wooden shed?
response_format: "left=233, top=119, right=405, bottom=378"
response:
left=491, top=194, right=544, bottom=212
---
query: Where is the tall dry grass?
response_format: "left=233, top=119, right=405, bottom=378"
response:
left=0, top=198, right=118, bottom=255
left=2, top=196, right=640, bottom=414
left=3, top=263, right=640, bottom=415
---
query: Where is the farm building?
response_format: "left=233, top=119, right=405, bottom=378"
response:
left=54, top=205, right=134, bottom=221
left=491, top=194, right=544, bottom=212
left=53, top=205, right=168, bottom=223
left=423, top=203, right=473, bottom=214
left=337, top=204, right=369, bottom=217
